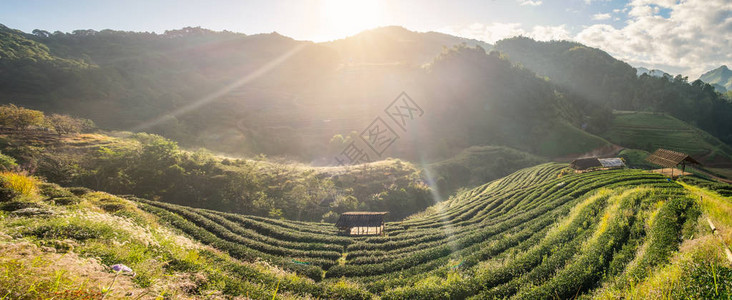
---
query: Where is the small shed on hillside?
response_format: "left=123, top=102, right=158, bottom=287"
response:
left=645, top=149, right=700, bottom=176
left=570, top=158, right=603, bottom=170
left=336, top=212, right=387, bottom=236
left=598, top=158, right=625, bottom=168
left=570, top=157, right=626, bottom=172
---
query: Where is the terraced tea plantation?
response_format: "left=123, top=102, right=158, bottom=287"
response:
left=137, top=163, right=706, bottom=299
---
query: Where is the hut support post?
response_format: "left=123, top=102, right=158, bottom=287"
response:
left=682, top=162, right=686, bottom=175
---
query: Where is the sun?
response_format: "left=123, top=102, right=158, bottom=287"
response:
left=319, top=0, right=384, bottom=40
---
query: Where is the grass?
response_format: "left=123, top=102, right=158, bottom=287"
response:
left=617, top=148, right=656, bottom=169
left=707, top=167, right=732, bottom=179
left=0, top=178, right=369, bottom=299
left=535, top=120, right=611, bottom=157
left=426, top=145, right=547, bottom=195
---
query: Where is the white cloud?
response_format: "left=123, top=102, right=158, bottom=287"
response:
left=530, top=25, right=571, bottom=41
left=518, top=0, right=543, bottom=6
left=592, top=13, right=612, bottom=20
left=440, top=22, right=525, bottom=44
left=441, top=23, right=570, bottom=44
left=576, top=0, right=732, bottom=78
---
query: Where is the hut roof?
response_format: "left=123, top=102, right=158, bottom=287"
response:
left=569, top=158, right=603, bottom=170
left=645, top=149, right=700, bottom=168
left=336, top=212, right=387, bottom=228
left=598, top=158, right=625, bottom=168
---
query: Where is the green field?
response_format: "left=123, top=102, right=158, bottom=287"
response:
left=602, top=111, right=732, bottom=166
left=130, top=164, right=724, bottom=298
left=4, top=163, right=732, bottom=298
left=426, top=145, right=547, bottom=196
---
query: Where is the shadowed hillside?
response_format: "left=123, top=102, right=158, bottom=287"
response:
left=0, top=25, right=611, bottom=163
left=495, top=37, right=732, bottom=146
left=600, top=111, right=732, bottom=167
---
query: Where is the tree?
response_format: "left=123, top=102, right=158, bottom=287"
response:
left=32, top=29, right=51, bottom=38
left=0, top=104, right=45, bottom=129
left=47, top=113, right=82, bottom=136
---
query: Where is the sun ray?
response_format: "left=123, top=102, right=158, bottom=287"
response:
left=130, top=43, right=308, bottom=132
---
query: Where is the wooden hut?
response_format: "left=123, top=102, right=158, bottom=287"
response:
left=570, top=157, right=625, bottom=172
left=645, top=149, right=700, bottom=177
left=570, top=158, right=603, bottom=171
left=336, top=212, right=387, bottom=236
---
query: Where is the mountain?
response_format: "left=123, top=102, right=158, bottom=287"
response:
left=2, top=23, right=731, bottom=167
left=699, top=65, right=732, bottom=93
left=494, top=37, right=638, bottom=108
left=493, top=36, right=732, bottom=146
left=0, top=24, right=91, bottom=93
left=635, top=66, right=672, bottom=79
left=0, top=24, right=608, bottom=163
left=322, top=26, right=492, bottom=66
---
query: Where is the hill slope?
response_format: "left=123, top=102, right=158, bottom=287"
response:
left=0, top=173, right=370, bottom=299
left=600, top=111, right=732, bottom=167
left=123, top=164, right=721, bottom=298
left=494, top=37, right=732, bottom=147
left=4, top=162, right=732, bottom=298
left=0, top=105, right=600, bottom=222
left=0, top=24, right=609, bottom=162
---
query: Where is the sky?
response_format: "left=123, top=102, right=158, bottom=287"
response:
left=1, top=0, right=730, bottom=78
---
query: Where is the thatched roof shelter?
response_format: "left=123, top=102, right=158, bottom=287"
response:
left=645, top=149, right=700, bottom=177
left=336, top=212, right=387, bottom=235
left=645, top=149, right=700, bottom=168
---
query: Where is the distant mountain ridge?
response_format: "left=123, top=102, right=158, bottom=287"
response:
left=1, top=23, right=731, bottom=165
left=321, top=26, right=492, bottom=65
left=699, top=65, right=732, bottom=93
left=635, top=67, right=671, bottom=79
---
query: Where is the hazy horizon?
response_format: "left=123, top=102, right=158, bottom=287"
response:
left=2, top=0, right=731, bottom=78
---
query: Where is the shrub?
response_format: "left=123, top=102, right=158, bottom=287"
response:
left=37, top=183, right=73, bottom=199
left=68, top=187, right=92, bottom=196
left=1, top=200, right=41, bottom=212
left=0, top=171, right=39, bottom=197
left=53, top=196, right=81, bottom=206
left=47, top=113, right=83, bottom=136
left=0, top=186, right=19, bottom=202
left=0, top=151, right=17, bottom=170
left=0, top=104, right=45, bottom=129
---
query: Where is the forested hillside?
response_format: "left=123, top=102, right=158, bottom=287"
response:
left=494, top=37, right=732, bottom=145
left=0, top=24, right=614, bottom=163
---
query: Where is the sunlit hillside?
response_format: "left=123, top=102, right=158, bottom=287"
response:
left=3, top=163, right=732, bottom=298
left=2, top=1, right=732, bottom=298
